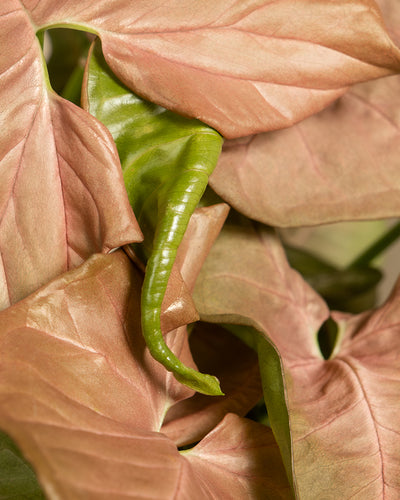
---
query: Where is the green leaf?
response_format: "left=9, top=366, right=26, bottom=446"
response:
left=84, top=40, right=224, bottom=395
left=0, top=430, right=45, bottom=499
left=222, top=321, right=291, bottom=481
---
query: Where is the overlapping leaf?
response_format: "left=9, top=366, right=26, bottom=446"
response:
left=0, top=3, right=141, bottom=310
left=209, top=0, right=400, bottom=227
left=162, top=322, right=263, bottom=447
left=83, top=39, right=224, bottom=395
left=210, top=74, right=400, bottom=227
left=0, top=249, right=291, bottom=499
left=194, top=219, right=400, bottom=498
left=162, top=205, right=262, bottom=446
left=22, top=0, right=400, bottom=138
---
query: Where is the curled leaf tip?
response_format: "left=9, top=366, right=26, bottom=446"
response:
left=174, top=370, right=224, bottom=397
left=144, top=326, right=224, bottom=396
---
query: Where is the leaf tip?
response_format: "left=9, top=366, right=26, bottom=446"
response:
left=174, top=370, right=224, bottom=396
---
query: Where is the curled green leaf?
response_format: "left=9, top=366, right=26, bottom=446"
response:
left=83, top=40, right=224, bottom=395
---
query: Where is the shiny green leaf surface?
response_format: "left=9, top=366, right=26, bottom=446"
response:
left=0, top=430, right=45, bottom=499
left=84, top=40, right=224, bottom=395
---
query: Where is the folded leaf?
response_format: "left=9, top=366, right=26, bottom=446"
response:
left=83, top=40, right=224, bottom=395
left=194, top=220, right=400, bottom=498
left=211, top=74, right=400, bottom=226
left=23, top=0, right=400, bottom=138
left=0, top=4, right=141, bottom=309
left=0, top=251, right=290, bottom=499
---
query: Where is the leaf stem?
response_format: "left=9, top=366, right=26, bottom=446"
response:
left=347, top=220, right=400, bottom=269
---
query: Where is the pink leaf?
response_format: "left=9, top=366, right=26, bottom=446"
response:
left=194, top=221, right=400, bottom=498
left=22, top=0, right=400, bottom=138
left=183, top=413, right=292, bottom=499
left=0, top=251, right=290, bottom=498
left=0, top=3, right=141, bottom=309
left=210, top=74, right=400, bottom=226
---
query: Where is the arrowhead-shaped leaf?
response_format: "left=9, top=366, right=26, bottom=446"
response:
left=22, top=0, right=400, bottom=138
left=194, top=219, right=400, bottom=498
left=0, top=4, right=141, bottom=309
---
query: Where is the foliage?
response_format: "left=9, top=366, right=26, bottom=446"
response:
left=1, top=0, right=400, bottom=498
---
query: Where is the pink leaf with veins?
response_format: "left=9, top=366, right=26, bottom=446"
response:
left=209, top=0, right=400, bottom=227
left=0, top=3, right=141, bottom=309
left=22, top=0, right=400, bottom=138
left=0, top=250, right=290, bottom=499
left=211, top=74, right=400, bottom=226
left=194, top=221, right=400, bottom=498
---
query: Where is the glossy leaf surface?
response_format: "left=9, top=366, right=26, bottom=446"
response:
left=22, top=0, right=400, bottom=138
left=84, top=40, right=224, bottom=395
left=194, top=219, right=400, bottom=498
left=0, top=251, right=290, bottom=499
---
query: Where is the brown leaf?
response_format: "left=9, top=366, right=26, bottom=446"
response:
left=194, top=221, right=400, bottom=498
left=210, top=73, right=400, bottom=227
left=22, top=0, right=400, bottom=138
left=0, top=4, right=141, bottom=309
left=0, top=251, right=290, bottom=498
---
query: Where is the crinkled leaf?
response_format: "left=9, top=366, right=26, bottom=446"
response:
left=194, top=220, right=400, bottom=498
left=0, top=251, right=290, bottom=499
left=211, top=74, right=400, bottom=226
left=0, top=4, right=141, bottom=309
left=0, top=430, right=45, bottom=499
left=83, top=39, right=224, bottom=395
left=23, top=0, right=400, bottom=138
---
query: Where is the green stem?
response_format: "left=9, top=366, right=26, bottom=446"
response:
left=348, top=220, right=400, bottom=269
